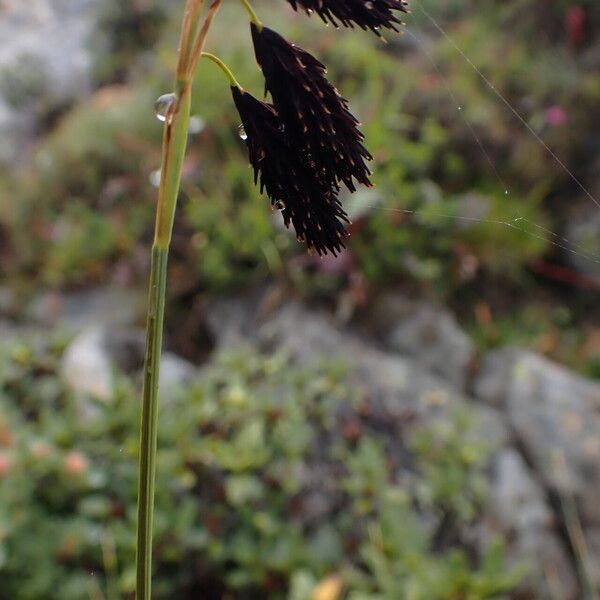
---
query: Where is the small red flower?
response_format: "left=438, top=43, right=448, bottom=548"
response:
left=64, top=451, right=89, bottom=475
left=566, top=6, right=586, bottom=47
left=545, top=105, right=567, bottom=127
left=0, top=452, right=13, bottom=476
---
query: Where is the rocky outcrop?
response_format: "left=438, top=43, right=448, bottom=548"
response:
left=476, top=347, right=600, bottom=590
left=30, top=285, right=600, bottom=597
left=0, top=0, right=96, bottom=163
left=206, top=290, right=591, bottom=597
left=368, top=292, right=474, bottom=391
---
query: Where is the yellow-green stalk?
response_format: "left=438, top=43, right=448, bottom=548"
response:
left=135, top=0, right=222, bottom=597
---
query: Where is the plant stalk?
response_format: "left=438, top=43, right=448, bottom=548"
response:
left=136, top=245, right=168, bottom=600
left=135, top=0, right=223, bottom=595
left=136, top=90, right=191, bottom=597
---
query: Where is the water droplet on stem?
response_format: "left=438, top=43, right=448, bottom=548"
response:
left=238, top=124, right=248, bottom=140
left=149, top=169, right=161, bottom=187
left=154, top=93, right=176, bottom=123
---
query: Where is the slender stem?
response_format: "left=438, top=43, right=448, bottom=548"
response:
left=136, top=94, right=191, bottom=599
left=187, top=0, right=224, bottom=77
left=176, top=0, right=204, bottom=84
left=201, top=52, right=243, bottom=88
left=154, top=87, right=192, bottom=246
left=239, top=0, right=263, bottom=28
left=135, top=0, right=213, bottom=595
left=136, top=246, right=169, bottom=600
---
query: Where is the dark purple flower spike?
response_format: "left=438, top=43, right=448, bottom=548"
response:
left=231, top=86, right=349, bottom=255
left=284, top=0, right=409, bottom=35
left=251, top=24, right=373, bottom=193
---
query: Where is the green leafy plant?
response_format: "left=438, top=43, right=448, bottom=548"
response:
left=345, top=490, right=521, bottom=600
left=0, top=336, right=522, bottom=599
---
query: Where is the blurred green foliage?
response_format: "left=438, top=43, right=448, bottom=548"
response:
left=1, top=0, right=598, bottom=373
left=0, top=336, right=522, bottom=599
left=3, top=0, right=598, bottom=293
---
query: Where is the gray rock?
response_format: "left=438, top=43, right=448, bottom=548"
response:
left=478, top=348, right=600, bottom=588
left=586, top=528, right=600, bottom=590
left=257, top=301, right=463, bottom=419
left=482, top=448, right=577, bottom=598
left=0, top=318, right=20, bottom=343
left=61, top=319, right=195, bottom=411
left=473, top=346, right=525, bottom=408
left=369, top=293, right=473, bottom=391
left=510, top=354, right=600, bottom=589
left=27, top=286, right=145, bottom=331
left=0, top=0, right=96, bottom=163
left=204, top=287, right=265, bottom=348
left=207, top=294, right=502, bottom=441
left=505, top=352, right=600, bottom=525
left=61, top=326, right=115, bottom=402
left=207, top=293, right=583, bottom=593
left=564, top=203, right=600, bottom=278
left=490, top=449, right=552, bottom=536
left=472, top=404, right=512, bottom=449
left=159, top=352, right=196, bottom=402
left=61, top=325, right=145, bottom=401
left=479, top=348, right=600, bottom=519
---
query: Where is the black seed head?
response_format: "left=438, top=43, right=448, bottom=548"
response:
left=284, top=0, right=409, bottom=35
left=231, top=86, right=349, bottom=255
left=251, top=24, right=372, bottom=193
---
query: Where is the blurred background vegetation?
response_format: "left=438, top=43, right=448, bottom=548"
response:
left=0, top=0, right=599, bottom=598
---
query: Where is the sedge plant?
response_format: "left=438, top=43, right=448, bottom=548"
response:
left=135, top=0, right=410, bottom=597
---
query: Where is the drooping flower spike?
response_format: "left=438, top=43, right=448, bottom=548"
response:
left=284, top=0, right=409, bottom=35
left=231, top=86, right=349, bottom=255
left=251, top=24, right=373, bottom=193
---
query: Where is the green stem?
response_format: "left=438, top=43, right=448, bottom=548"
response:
left=136, top=81, right=191, bottom=600
left=154, top=88, right=192, bottom=247
left=136, top=245, right=169, bottom=600
left=135, top=0, right=221, bottom=592
left=239, top=0, right=263, bottom=28
left=201, top=52, right=243, bottom=88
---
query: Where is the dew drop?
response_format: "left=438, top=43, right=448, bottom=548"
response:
left=238, top=124, right=248, bottom=140
left=154, top=93, right=176, bottom=122
left=149, top=169, right=161, bottom=188
left=188, top=115, right=206, bottom=135
left=275, top=200, right=286, bottom=211
left=365, top=1, right=374, bottom=8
